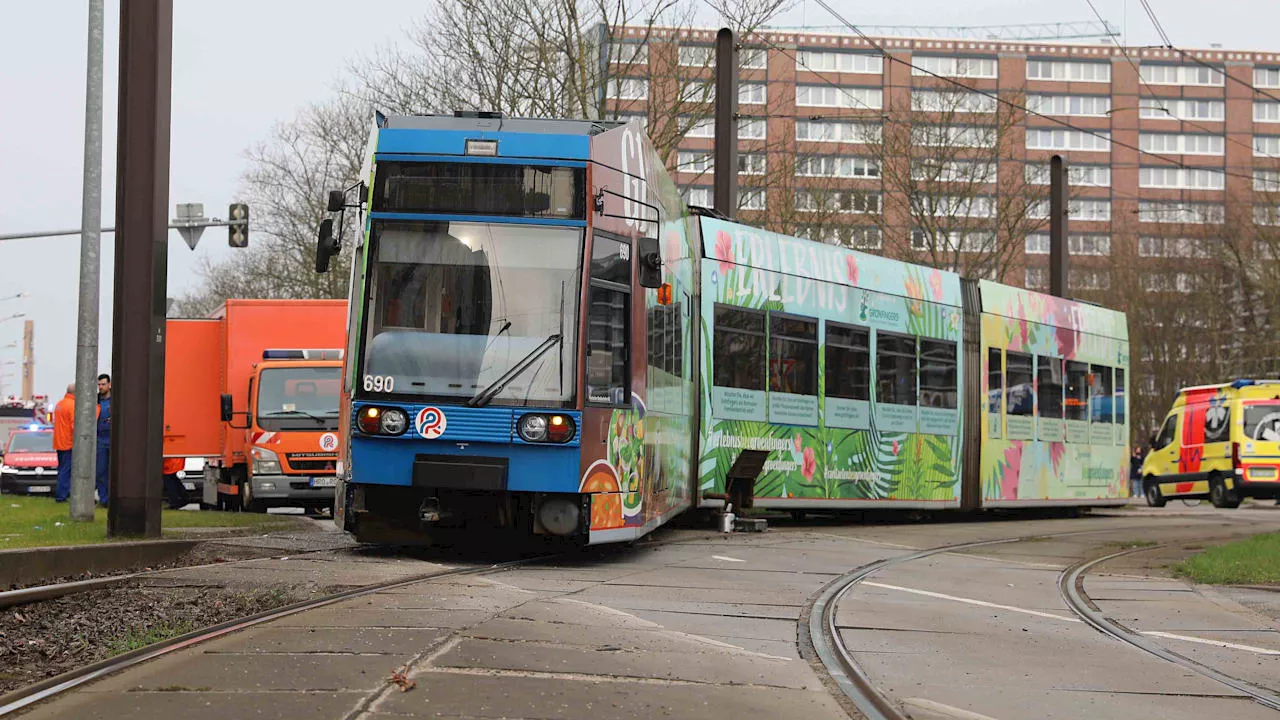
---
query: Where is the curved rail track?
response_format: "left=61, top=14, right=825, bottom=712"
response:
left=0, top=554, right=552, bottom=717
left=1059, top=548, right=1280, bottom=712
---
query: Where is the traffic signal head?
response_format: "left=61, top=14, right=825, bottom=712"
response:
left=229, top=203, right=249, bottom=247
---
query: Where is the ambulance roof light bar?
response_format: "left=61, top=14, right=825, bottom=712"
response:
left=262, top=349, right=344, bottom=360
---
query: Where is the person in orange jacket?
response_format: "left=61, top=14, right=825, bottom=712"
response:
left=53, top=384, right=101, bottom=503
left=162, top=457, right=187, bottom=510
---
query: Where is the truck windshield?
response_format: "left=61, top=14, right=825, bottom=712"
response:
left=360, top=221, right=581, bottom=407
left=257, top=367, right=341, bottom=431
left=7, top=432, right=52, bottom=453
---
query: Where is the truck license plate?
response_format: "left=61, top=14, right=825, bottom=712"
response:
left=28, top=486, right=51, bottom=493
left=310, top=477, right=336, bottom=488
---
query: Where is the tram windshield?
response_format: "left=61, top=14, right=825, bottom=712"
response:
left=361, top=221, right=582, bottom=407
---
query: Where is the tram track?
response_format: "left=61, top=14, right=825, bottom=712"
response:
left=0, top=553, right=556, bottom=717
left=1059, top=547, right=1280, bottom=713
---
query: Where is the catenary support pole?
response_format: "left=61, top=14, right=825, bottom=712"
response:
left=108, top=0, right=173, bottom=538
left=1049, top=154, right=1069, bottom=298
left=713, top=27, right=738, bottom=219
left=70, top=0, right=105, bottom=522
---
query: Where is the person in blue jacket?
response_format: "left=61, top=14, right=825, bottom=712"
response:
left=96, top=373, right=111, bottom=506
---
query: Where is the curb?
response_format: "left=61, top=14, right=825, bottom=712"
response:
left=0, top=539, right=202, bottom=588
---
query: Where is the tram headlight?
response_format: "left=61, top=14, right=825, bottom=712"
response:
left=358, top=407, right=382, bottom=434
left=518, top=414, right=548, bottom=442
left=379, top=408, right=408, bottom=435
left=538, top=496, right=581, bottom=536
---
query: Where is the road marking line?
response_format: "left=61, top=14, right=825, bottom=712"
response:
left=711, top=555, right=746, bottom=563
left=1141, top=631, right=1280, bottom=655
left=901, top=698, right=1003, bottom=720
left=863, top=582, right=1081, bottom=623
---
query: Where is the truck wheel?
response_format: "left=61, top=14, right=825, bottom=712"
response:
left=241, top=480, right=268, bottom=513
left=1209, top=476, right=1241, bottom=509
left=1145, top=478, right=1166, bottom=507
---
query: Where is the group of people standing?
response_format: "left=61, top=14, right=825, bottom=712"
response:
left=52, top=375, right=111, bottom=505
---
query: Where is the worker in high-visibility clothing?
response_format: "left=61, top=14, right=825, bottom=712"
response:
left=162, top=457, right=187, bottom=510
left=53, top=384, right=99, bottom=503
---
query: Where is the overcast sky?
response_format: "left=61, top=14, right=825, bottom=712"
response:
left=1, top=0, right=1278, bottom=400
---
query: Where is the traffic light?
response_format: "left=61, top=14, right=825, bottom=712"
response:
left=229, top=203, right=249, bottom=247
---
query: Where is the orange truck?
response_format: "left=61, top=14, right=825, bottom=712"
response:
left=163, top=299, right=348, bottom=512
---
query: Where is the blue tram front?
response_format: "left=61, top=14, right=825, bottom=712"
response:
left=320, top=113, right=697, bottom=545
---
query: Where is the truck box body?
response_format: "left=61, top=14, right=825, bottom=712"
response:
left=164, top=299, right=348, bottom=467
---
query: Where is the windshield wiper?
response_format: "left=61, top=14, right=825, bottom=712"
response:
left=467, top=333, right=563, bottom=408
left=260, top=409, right=331, bottom=424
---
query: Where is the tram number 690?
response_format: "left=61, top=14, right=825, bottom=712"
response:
left=363, top=375, right=395, bottom=393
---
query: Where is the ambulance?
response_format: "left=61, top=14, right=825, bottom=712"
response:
left=1142, top=379, right=1280, bottom=508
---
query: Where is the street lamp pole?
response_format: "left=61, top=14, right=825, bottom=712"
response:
left=71, top=0, right=105, bottom=522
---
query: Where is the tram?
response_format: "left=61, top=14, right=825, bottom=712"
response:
left=316, top=112, right=1129, bottom=545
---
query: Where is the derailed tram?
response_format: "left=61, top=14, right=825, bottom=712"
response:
left=316, top=112, right=1130, bottom=546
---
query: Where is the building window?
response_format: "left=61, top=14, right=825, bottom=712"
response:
left=924, top=195, right=995, bottom=218
left=1255, top=169, right=1280, bottom=191
left=1027, top=94, right=1111, bottom=117
left=1140, top=133, right=1224, bottom=155
left=681, top=79, right=715, bottom=102
left=616, top=112, right=647, bottom=130
left=1256, top=67, right=1280, bottom=89
left=1140, top=99, right=1225, bottom=121
left=682, top=186, right=711, bottom=207
left=738, top=118, right=766, bottom=140
left=739, top=83, right=766, bottom=105
left=1256, top=135, right=1280, bottom=157
left=1027, top=59, right=1110, bottom=82
left=912, top=55, right=998, bottom=79
left=911, top=229, right=995, bottom=253
left=796, top=190, right=880, bottom=214
left=914, top=160, right=996, bottom=184
left=1141, top=272, right=1198, bottom=293
left=678, top=45, right=713, bottom=67
left=682, top=116, right=714, bottom=138
left=608, top=41, right=649, bottom=66
left=1254, top=205, right=1280, bottom=226
left=1259, top=103, right=1280, bottom=123
left=713, top=305, right=765, bottom=390
left=677, top=151, right=713, bottom=174
left=1025, top=163, right=1111, bottom=187
left=877, top=333, right=917, bottom=406
left=1025, top=267, right=1047, bottom=289
left=1138, top=201, right=1225, bottom=224
left=1026, top=128, right=1111, bottom=151
left=1029, top=199, right=1111, bottom=222
left=738, top=153, right=766, bottom=175
left=796, top=84, right=883, bottom=110
left=797, top=225, right=882, bottom=250
left=912, top=125, right=995, bottom=148
left=1139, top=63, right=1225, bottom=86
left=1139, top=237, right=1211, bottom=258
left=911, top=90, right=997, bottom=114
left=740, top=188, right=766, bottom=211
left=796, top=120, right=881, bottom=144
left=1070, top=269, right=1110, bottom=291
left=825, top=322, right=870, bottom=401
left=769, top=315, right=818, bottom=396
left=797, top=155, right=880, bottom=178
left=606, top=78, right=648, bottom=100
left=1025, top=233, right=1111, bottom=256
left=741, top=47, right=767, bottom=69
left=796, top=50, right=883, bottom=74
left=1139, top=167, right=1225, bottom=190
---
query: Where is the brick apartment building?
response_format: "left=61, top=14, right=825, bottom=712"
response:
left=601, top=26, right=1280, bottom=301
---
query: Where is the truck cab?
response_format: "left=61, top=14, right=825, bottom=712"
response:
left=232, top=351, right=343, bottom=512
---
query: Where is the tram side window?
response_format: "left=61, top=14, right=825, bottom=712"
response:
left=587, top=234, right=630, bottom=405
left=1006, top=352, right=1034, bottom=416
left=987, top=348, right=1003, bottom=413
left=919, top=339, right=958, bottom=409
left=770, top=315, right=818, bottom=395
left=1090, top=365, right=1114, bottom=423
left=713, top=305, right=765, bottom=390
left=877, top=333, right=917, bottom=406
left=826, top=322, right=870, bottom=401
left=1037, top=356, right=1064, bottom=419
left=647, top=302, right=684, bottom=384
left=1115, top=368, right=1126, bottom=426
left=1065, top=361, right=1089, bottom=421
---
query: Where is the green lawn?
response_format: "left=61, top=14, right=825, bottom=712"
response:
left=1174, top=532, right=1280, bottom=585
left=0, top=495, right=308, bottom=549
